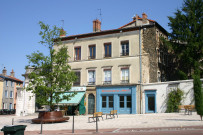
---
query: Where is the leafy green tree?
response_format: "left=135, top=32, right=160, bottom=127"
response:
left=193, top=70, right=203, bottom=120
left=26, top=22, right=76, bottom=111
left=165, top=0, right=203, bottom=120
left=163, top=0, right=203, bottom=80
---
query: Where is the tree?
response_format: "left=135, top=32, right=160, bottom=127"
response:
left=26, top=22, right=76, bottom=111
left=165, top=0, right=203, bottom=79
left=165, top=0, right=203, bottom=120
left=193, top=70, right=203, bottom=120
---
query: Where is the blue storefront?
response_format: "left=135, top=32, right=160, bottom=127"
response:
left=96, top=85, right=136, bottom=114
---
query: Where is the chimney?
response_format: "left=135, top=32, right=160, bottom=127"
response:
left=59, top=28, right=66, bottom=37
left=2, top=67, right=7, bottom=76
left=93, top=19, right=101, bottom=32
left=142, top=12, right=147, bottom=19
left=10, top=69, right=15, bottom=77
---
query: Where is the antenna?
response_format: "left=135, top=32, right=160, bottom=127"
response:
left=98, top=9, right=102, bottom=24
left=61, top=20, right=64, bottom=28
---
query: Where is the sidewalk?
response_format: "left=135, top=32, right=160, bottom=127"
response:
left=0, top=112, right=203, bottom=134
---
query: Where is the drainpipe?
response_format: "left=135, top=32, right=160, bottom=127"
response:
left=139, top=27, right=142, bottom=114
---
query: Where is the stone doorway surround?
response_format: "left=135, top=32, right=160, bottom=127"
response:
left=85, top=86, right=96, bottom=115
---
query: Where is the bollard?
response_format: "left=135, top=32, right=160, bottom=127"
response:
left=72, top=115, right=74, bottom=133
left=96, top=114, right=98, bottom=132
left=12, top=118, right=14, bottom=125
left=40, top=120, right=43, bottom=134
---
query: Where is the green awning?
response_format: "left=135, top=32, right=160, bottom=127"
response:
left=58, top=92, right=85, bottom=106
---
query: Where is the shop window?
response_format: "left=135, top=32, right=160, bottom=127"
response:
left=121, top=41, right=129, bottom=56
left=73, top=71, right=80, bottom=86
left=121, top=68, right=129, bottom=84
left=89, top=45, right=96, bottom=59
left=74, top=47, right=81, bottom=60
left=88, top=70, right=96, bottom=85
left=104, top=43, right=111, bottom=57
left=109, top=96, right=114, bottom=108
left=127, top=96, right=131, bottom=108
left=103, top=69, right=111, bottom=84
left=120, top=96, right=124, bottom=108
left=102, top=96, right=106, bottom=108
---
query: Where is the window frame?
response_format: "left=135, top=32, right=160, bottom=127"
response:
left=74, top=47, right=81, bottom=61
left=10, top=91, right=13, bottom=98
left=89, top=45, right=96, bottom=59
left=121, top=67, right=129, bottom=84
left=104, top=43, right=112, bottom=58
left=121, top=41, right=129, bottom=56
left=88, top=70, right=96, bottom=85
left=103, top=69, right=112, bottom=85
left=5, top=90, right=8, bottom=98
left=73, top=71, right=81, bottom=86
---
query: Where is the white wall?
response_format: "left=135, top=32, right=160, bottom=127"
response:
left=142, top=79, right=201, bottom=113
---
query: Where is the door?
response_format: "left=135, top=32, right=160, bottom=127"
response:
left=88, top=94, right=95, bottom=114
left=145, top=91, right=156, bottom=113
left=119, top=95, right=131, bottom=114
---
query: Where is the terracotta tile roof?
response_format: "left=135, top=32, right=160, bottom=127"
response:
left=0, top=74, right=23, bottom=83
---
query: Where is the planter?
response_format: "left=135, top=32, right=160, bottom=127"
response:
left=32, top=111, right=69, bottom=124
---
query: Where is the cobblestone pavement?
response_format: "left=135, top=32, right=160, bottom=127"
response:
left=0, top=112, right=203, bottom=134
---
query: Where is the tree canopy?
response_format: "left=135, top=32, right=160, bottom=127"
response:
left=26, top=22, right=76, bottom=110
left=165, top=0, right=203, bottom=79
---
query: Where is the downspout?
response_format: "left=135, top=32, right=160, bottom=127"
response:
left=139, top=27, right=142, bottom=114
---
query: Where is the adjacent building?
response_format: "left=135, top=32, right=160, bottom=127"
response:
left=54, top=13, right=168, bottom=114
left=0, top=68, right=23, bottom=110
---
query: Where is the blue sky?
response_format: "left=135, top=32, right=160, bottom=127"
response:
left=0, top=0, right=183, bottom=81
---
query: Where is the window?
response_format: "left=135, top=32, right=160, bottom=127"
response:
left=120, top=96, right=124, bottom=108
left=9, top=103, right=13, bottom=110
left=121, top=68, right=129, bottom=84
left=88, top=70, right=96, bottom=85
left=11, top=81, right=13, bottom=87
left=121, top=41, right=129, bottom=56
left=5, top=90, right=8, bottom=98
left=103, top=69, right=111, bottom=84
left=10, top=91, right=13, bottom=98
left=74, top=47, right=81, bottom=60
left=3, top=103, right=7, bottom=109
left=127, top=96, right=131, bottom=108
left=6, top=80, right=8, bottom=86
left=102, top=96, right=106, bottom=108
left=89, top=45, right=96, bottom=59
left=104, top=43, right=111, bottom=57
left=109, top=96, right=114, bottom=108
left=74, top=71, right=80, bottom=86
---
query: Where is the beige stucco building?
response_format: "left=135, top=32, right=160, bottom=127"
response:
left=54, top=13, right=168, bottom=114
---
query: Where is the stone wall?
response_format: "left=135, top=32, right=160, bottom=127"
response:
left=142, top=27, right=158, bottom=83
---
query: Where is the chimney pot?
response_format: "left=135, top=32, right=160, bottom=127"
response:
left=142, top=13, right=147, bottom=19
left=93, top=19, right=101, bottom=32
left=2, top=67, right=7, bottom=76
left=10, top=69, right=15, bottom=77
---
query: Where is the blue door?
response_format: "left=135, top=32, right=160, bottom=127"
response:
left=145, top=91, right=156, bottom=113
left=101, top=95, right=114, bottom=113
left=119, top=95, right=131, bottom=114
